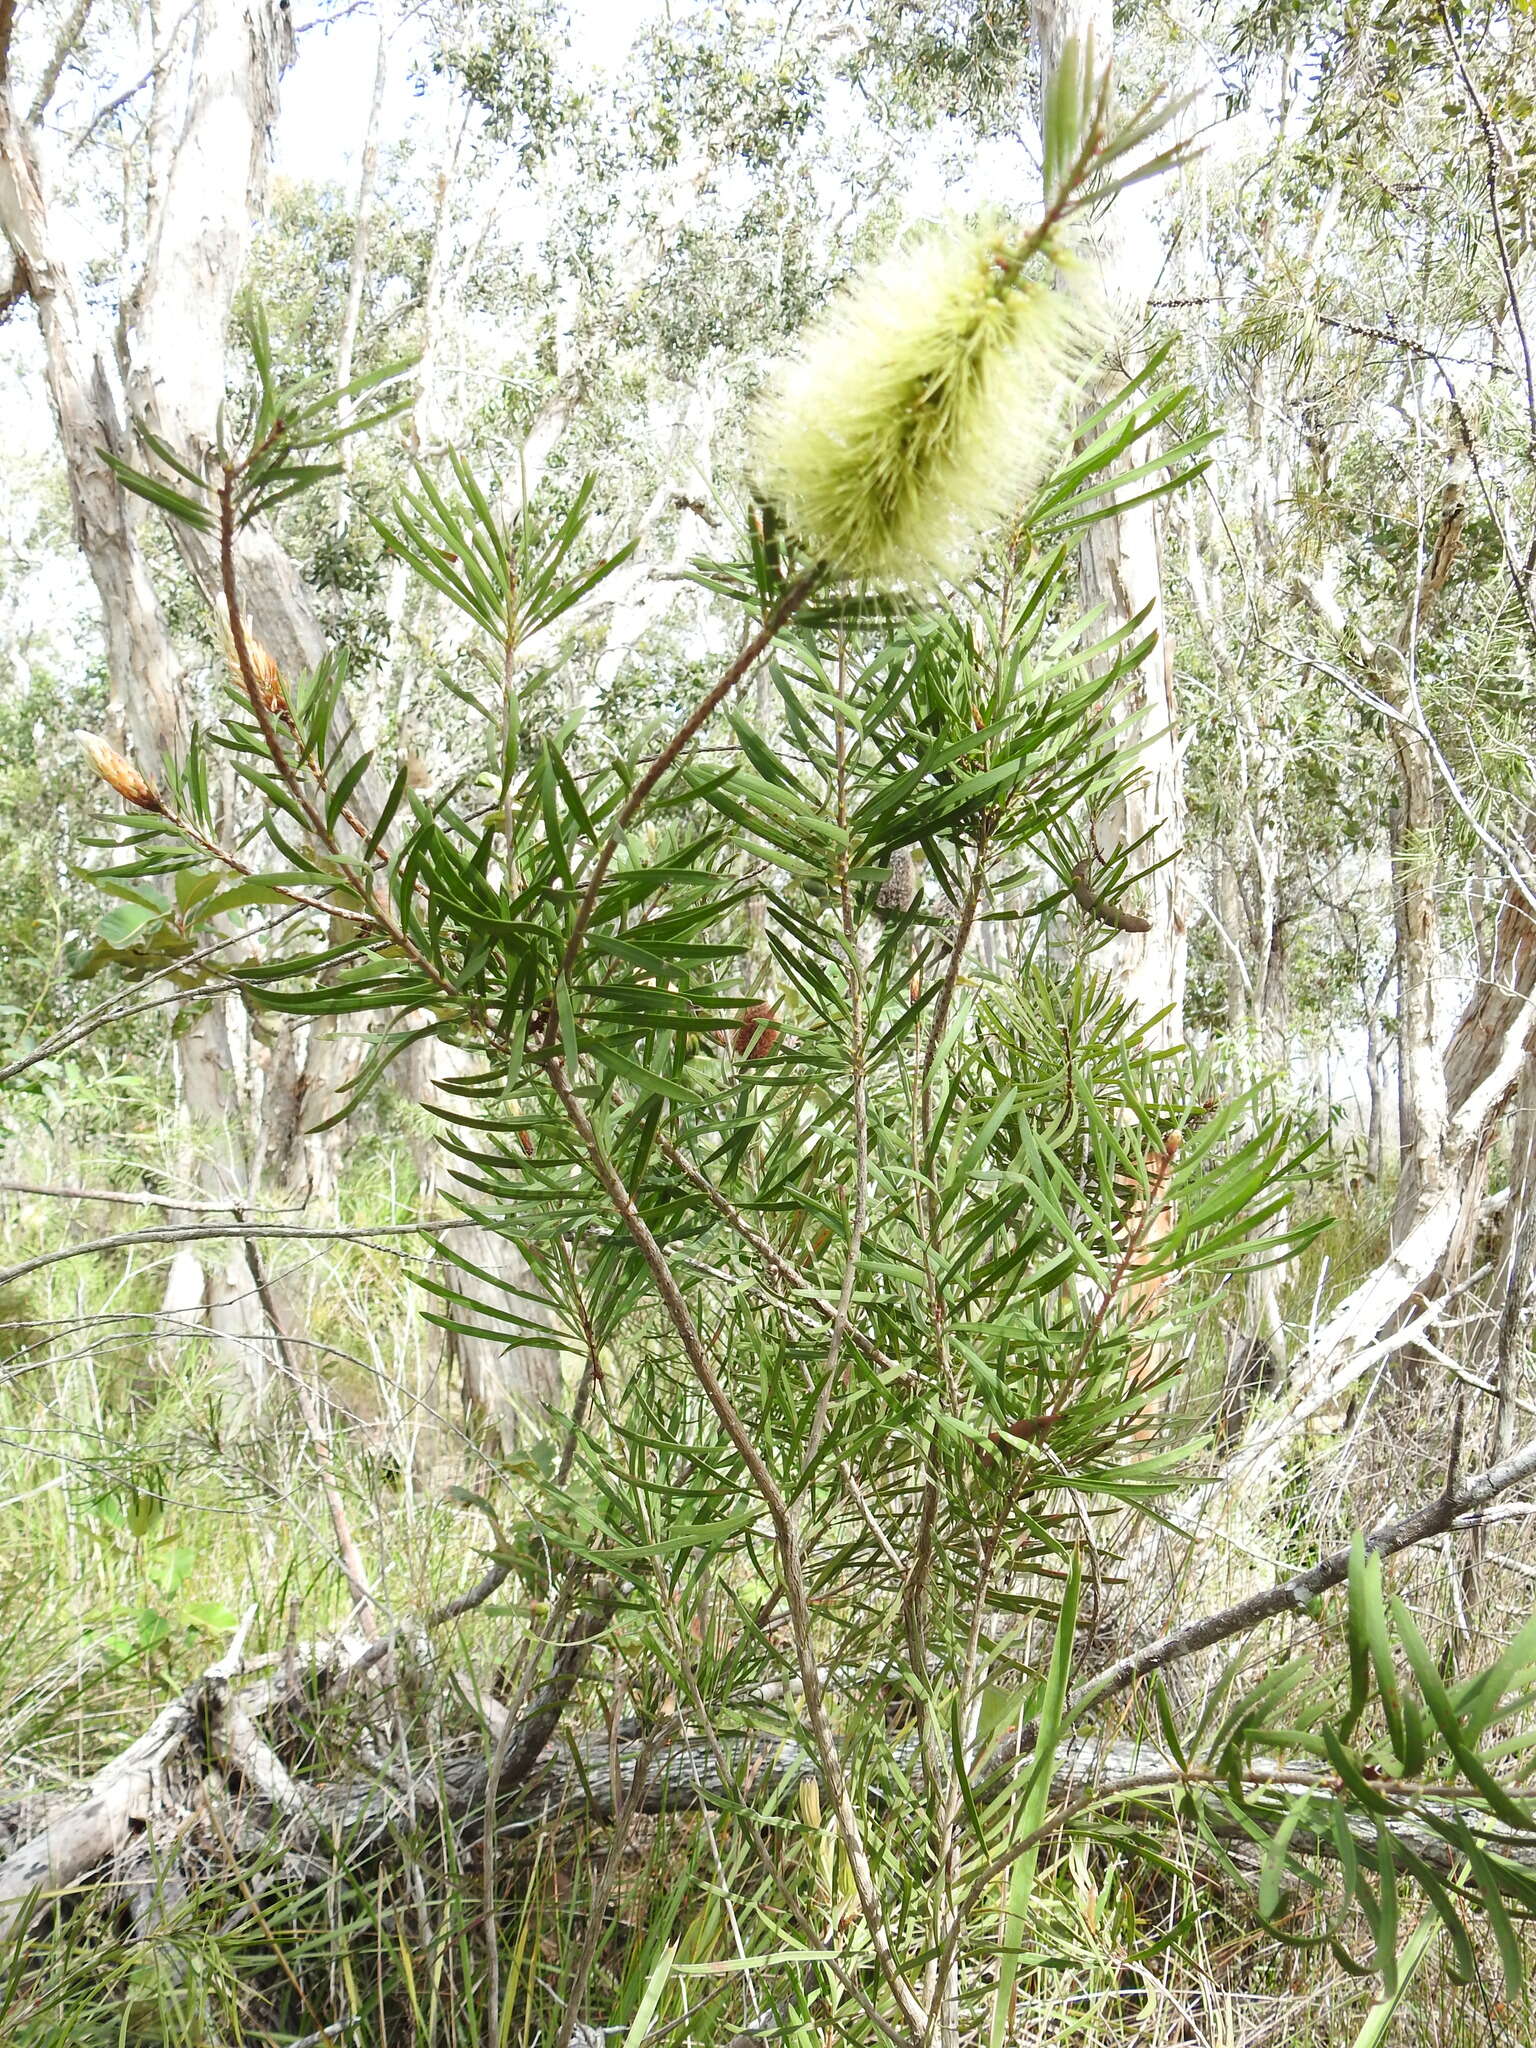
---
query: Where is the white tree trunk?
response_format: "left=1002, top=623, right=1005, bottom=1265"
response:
left=1226, top=888, right=1536, bottom=1482
left=0, top=4, right=332, bottom=1384
left=1388, top=722, right=1448, bottom=1239
left=0, top=97, right=182, bottom=766
left=335, top=14, right=389, bottom=478
left=1033, top=0, right=1185, bottom=1043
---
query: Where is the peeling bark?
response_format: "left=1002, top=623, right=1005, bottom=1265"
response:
left=0, top=14, right=277, bottom=1365
left=1226, top=920, right=1536, bottom=1479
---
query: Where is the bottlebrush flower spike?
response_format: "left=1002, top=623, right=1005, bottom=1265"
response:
left=77, top=731, right=164, bottom=813
left=752, top=220, right=1108, bottom=581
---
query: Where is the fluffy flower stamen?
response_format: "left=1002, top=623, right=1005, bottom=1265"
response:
left=752, top=222, right=1107, bottom=581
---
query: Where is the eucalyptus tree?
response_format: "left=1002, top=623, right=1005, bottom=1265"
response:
left=0, top=0, right=320, bottom=1361
left=0, top=0, right=577, bottom=1419
left=1035, top=0, right=1189, bottom=1045
left=1155, top=0, right=1536, bottom=1481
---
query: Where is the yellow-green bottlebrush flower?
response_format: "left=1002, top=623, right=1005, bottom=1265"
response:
left=752, top=221, right=1107, bottom=582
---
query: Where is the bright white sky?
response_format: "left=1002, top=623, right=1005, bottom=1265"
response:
left=278, top=0, right=662, bottom=188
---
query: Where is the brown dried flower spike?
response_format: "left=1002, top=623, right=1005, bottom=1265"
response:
left=235, top=636, right=291, bottom=724
left=731, top=1002, right=779, bottom=1060
left=77, top=731, right=164, bottom=814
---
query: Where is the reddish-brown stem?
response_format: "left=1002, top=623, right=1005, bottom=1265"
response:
left=1068, top=1130, right=1181, bottom=1380
left=554, top=568, right=821, bottom=993
left=175, top=813, right=371, bottom=926
left=654, top=1134, right=905, bottom=1379
left=218, top=476, right=333, bottom=846
left=545, top=1056, right=927, bottom=2042
left=216, top=477, right=460, bottom=987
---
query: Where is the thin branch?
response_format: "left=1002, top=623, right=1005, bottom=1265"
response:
left=294, top=1, right=376, bottom=29
left=554, top=568, right=821, bottom=991
left=1064, top=1421, right=1536, bottom=1727
left=0, top=912, right=299, bottom=1087
left=0, top=1216, right=482, bottom=1292
left=1184, top=879, right=1254, bottom=995
left=0, top=1179, right=305, bottom=1214
left=26, top=0, right=93, bottom=125
left=1288, top=644, right=1536, bottom=921
left=1308, top=308, right=1513, bottom=378
left=1438, top=380, right=1536, bottom=647
left=0, top=980, right=223, bottom=1085
left=219, top=477, right=335, bottom=847
left=243, top=1240, right=379, bottom=1639
left=545, top=1056, right=928, bottom=2043
left=1436, top=0, right=1536, bottom=457
left=69, top=0, right=197, bottom=153
left=655, top=1135, right=905, bottom=1379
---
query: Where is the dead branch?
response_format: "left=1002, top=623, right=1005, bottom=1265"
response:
left=0, top=1179, right=307, bottom=1213
left=0, top=1588, right=611, bottom=1939
left=8, top=1412, right=1536, bottom=1946
left=0, top=1612, right=254, bottom=1941
left=1067, top=1419, right=1536, bottom=1725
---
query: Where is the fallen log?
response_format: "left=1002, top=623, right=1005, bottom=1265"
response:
left=9, top=1423, right=1536, bottom=1946
left=0, top=1615, right=254, bottom=1940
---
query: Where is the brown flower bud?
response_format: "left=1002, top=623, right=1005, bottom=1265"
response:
left=247, top=641, right=288, bottom=720
left=1068, top=855, right=1151, bottom=934
left=77, top=731, right=164, bottom=813
left=222, top=628, right=289, bottom=722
